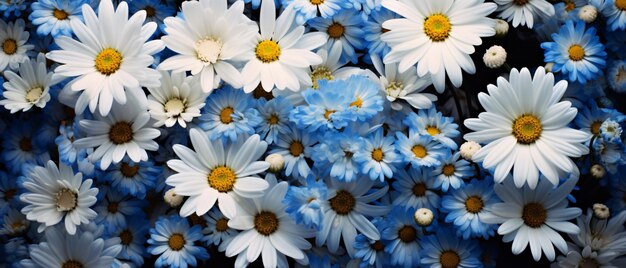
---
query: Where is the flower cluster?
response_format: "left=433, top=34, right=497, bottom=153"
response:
left=1, top=0, right=626, bottom=267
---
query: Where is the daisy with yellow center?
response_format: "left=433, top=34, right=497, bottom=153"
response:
left=147, top=71, right=208, bottom=128
left=381, top=0, right=497, bottom=92
left=241, top=0, right=326, bottom=92
left=166, top=128, right=270, bottom=218
left=465, top=67, right=590, bottom=189
left=0, top=19, right=33, bottom=71
left=493, top=0, right=555, bottom=28
left=47, top=0, right=164, bottom=116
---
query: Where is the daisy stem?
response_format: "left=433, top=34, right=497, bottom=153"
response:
left=503, top=62, right=512, bottom=72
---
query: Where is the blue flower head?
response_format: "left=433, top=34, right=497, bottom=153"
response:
left=255, top=96, right=293, bottom=145
left=284, top=175, right=328, bottom=230
left=198, top=87, right=262, bottom=142
left=148, top=215, right=209, bottom=268
left=441, top=179, right=499, bottom=239
left=404, top=106, right=460, bottom=149
left=29, top=0, right=91, bottom=37
left=541, top=20, right=607, bottom=84
left=290, top=79, right=353, bottom=132
left=342, top=75, right=384, bottom=122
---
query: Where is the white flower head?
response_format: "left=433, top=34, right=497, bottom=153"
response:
left=47, top=0, right=164, bottom=116
left=147, top=70, right=208, bottom=128
left=0, top=19, right=33, bottom=71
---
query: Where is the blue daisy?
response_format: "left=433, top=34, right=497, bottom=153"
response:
left=94, top=189, right=148, bottom=234
left=391, top=167, right=440, bottom=211
left=284, top=175, right=328, bottom=230
left=55, top=124, right=79, bottom=166
left=147, top=215, right=209, bottom=268
left=269, top=125, right=316, bottom=178
left=430, top=151, right=473, bottom=192
left=541, top=20, right=607, bottom=84
left=308, top=9, right=366, bottom=64
left=201, top=208, right=238, bottom=248
left=290, top=80, right=352, bottom=132
left=441, top=179, right=500, bottom=239
left=255, top=96, right=293, bottom=145
left=419, top=228, right=482, bottom=268
left=111, top=217, right=150, bottom=266
left=0, top=0, right=27, bottom=18
left=129, top=0, right=175, bottom=34
left=598, top=0, right=626, bottom=30
left=1, top=120, right=51, bottom=174
left=287, top=0, right=351, bottom=24
left=29, top=0, right=90, bottom=37
left=381, top=207, right=423, bottom=268
left=354, top=128, right=399, bottom=182
left=607, top=59, right=626, bottom=93
left=395, top=130, right=446, bottom=168
left=104, top=159, right=160, bottom=199
left=343, top=75, right=384, bottom=122
left=198, top=87, right=262, bottom=142
left=0, top=171, right=20, bottom=214
left=353, top=217, right=390, bottom=268
left=363, top=7, right=396, bottom=58
left=404, top=107, right=460, bottom=149
left=574, top=100, right=612, bottom=137
left=311, top=131, right=364, bottom=182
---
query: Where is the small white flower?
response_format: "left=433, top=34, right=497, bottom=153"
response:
left=147, top=71, right=208, bottom=128
left=495, top=19, right=510, bottom=37
left=579, top=5, right=598, bottom=23
left=483, top=45, right=507, bottom=69
left=163, top=188, right=183, bottom=207
left=593, top=203, right=610, bottom=219
left=590, top=164, right=605, bottom=179
left=414, top=208, right=434, bottom=227
left=459, top=141, right=481, bottom=161
left=600, top=119, right=622, bottom=141
left=0, top=53, right=63, bottom=113
left=20, top=161, right=98, bottom=235
left=265, top=153, right=285, bottom=173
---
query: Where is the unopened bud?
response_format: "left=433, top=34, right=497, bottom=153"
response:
left=460, top=141, right=481, bottom=161
left=578, top=5, right=598, bottom=23
left=495, top=19, right=509, bottom=37
left=590, top=164, right=605, bottom=179
left=592, top=203, right=610, bottom=219
left=164, top=188, right=183, bottom=207
left=414, top=208, right=434, bottom=227
left=265, top=153, right=285, bottom=173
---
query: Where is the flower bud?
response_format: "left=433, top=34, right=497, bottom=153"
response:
left=483, top=45, right=507, bottom=69
left=590, top=164, right=605, bottom=179
left=414, top=208, right=434, bottom=227
left=164, top=188, right=183, bottom=207
left=593, top=203, right=610, bottom=219
left=578, top=5, right=598, bottom=23
left=495, top=19, right=509, bottom=37
left=460, top=141, right=481, bottom=161
left=265, top=153, right=285, bottom=173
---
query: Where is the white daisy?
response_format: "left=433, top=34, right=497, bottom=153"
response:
left=371, top=54, right=436, bottom=111
left=381, top=0, right=497, bottom=92
left=241, top=0, right=327, bottom=92
left=46, top=0, right=164, bottom=116
left=0, top=53, right=63, bottom=113
left=158, top=0, right=257, bottom=93
left=0, top=18, right=33, bottom=71
left=305, top=42, right=372, bottom=89
left=226, top=182, right=315, bottom=268
left=20, top=226, right=121, bottom=268
left=481, top=176, right=582, bottom=261
left=147, top=70, right=208, bottom=128
left=19, top=160, right=98, bottom=235
left=493, top=0, right=555, bottom=28
left=568, top=209, right=626, bottom=258
left=464, top=67, right=590, bottom=189
left=166, top=128, right=270, bottom=218
left=73, top=92, right=161, bottom=170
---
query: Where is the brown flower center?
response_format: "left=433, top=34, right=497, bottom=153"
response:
left=327, top=22, right=345, bottom=39
left=465, top=196, right=484, bottom=213
left=55, top=188, right=78, bottom=212
left=53, top=8, right=69, bottom=20
left=107, top=202, right=119, bottom=213
left=62, top=260, right=83, bottom=268
left=289, top=141, right=304, bottom=157
left=119, top=229, right=133, bottom=245
left=371, top=148, right=384, bottom=162
left=2, top=39, right=17, bottom=55
left=371, top=240, right=385, bottom=251
left=591, top=120, right=602, bottom=135
left=329, top=190, right=356, bottom=215
left=522, top=202, right=547, bottom=228
left=215, top=218, right=229, bottom=232
left=168, top=233, right=185, bottom=251
left=440, top=250, right=461, bottom=268
left=109, top=122, right=133, bottom=144
left=120, top=162, right=139, bottom=177
left=219, top=107, right=234, bottom=124
left=19, top=138, right=32, bottom=152
left=145, top=6, right=156, bottom=17
left=254, top=211, right=279, bottom=236
left=398, top=225, right=417, bottom=243
left=513, top=0, right=529, bottom=6
left=412, top=183, right=427, bottom=197
left=442, top=164, right=456, bottom=176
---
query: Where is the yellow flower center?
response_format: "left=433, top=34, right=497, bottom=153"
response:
left=512, top=114, right=542, bottom=144
left=95, top=48, right=122, bottom=75
left=324, top=109, right=335, bottom=120
left=564, top=0, right=576, bottom=12
left=465, top=196, right=484, bottom=213
left=310, top=0, right=324, bottom=5
left=109, top=122, right=134, bottom=144
left=219, top=107, right=234, bottom=124
left=327, top=22, right=345, bottom=39
left=256, top=40, right=281, bottom=63
left=411, top=145, right=427, bottom=158
left=164, top=97, right=185, bottom=116
left=616, top=0, right=626, bottom=11
left=329, top=190, right=355, bottom=215
left=442, top=164, right=455, bottom=176
left=55, top=188, right=77, bottom=212
left=53, top=8, right=69, bottom=20
left=412, top=182, right=427, bottom=197
left=386, top=81, right=403, bottom=98
left=398, top=225, right=417, bottom=243
left=289, top=141, right=305, bottom=156
left=311, top=66, right=333, bottom=89
left=349, top=97, right=363, bottom=108
left=426, top=126, right=440, bottom=136
left=168, top=233, right=185, bottom=251
left=195, top=37, right=223, bottom=64
left=2, top=38, right=17, bottom=55
left=207, top=166, right=236, bottom=192
left=120, top=162, right=140, bottom=177
left=215, top=218, right=229, bottom=232
left=268, top=114, right=279, bottom=125
left=254, top=211, right=279, bottom=236
left=522, top=202, right=547, bottom=228
left=423, top=14, right=451, bottom=42
left=440, top=250, right=461, bottom=268
left=62, top=260, right=84, bottom=268
left=591, top=120, right=602, bottom=135
left=119, top=229, right=133, bottom=245
left=371, top=148, right=384, bottom=162
left=25, top=87, right=43, bottom=103
left=568, top=45, right=585, bottom=61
